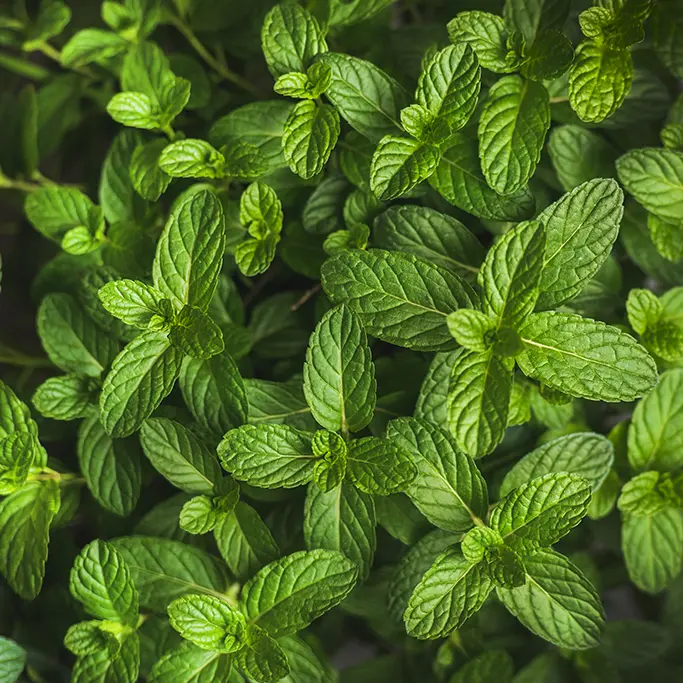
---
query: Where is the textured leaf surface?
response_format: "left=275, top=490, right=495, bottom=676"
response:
left=149, top=641, right=231, bottom=683
left=414, top=351, right=458, bottom=429
left=446, top=11, right=510, bottom=73
left=322, top=249, right=477, bottom=352
left=347, top=436, right=417, bottom=495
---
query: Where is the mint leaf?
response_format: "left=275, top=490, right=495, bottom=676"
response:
left=235, top=624, right=289, bottom=683
left=497, top=548, right=604, bottom=649
left=71, top=634, right=140, bottom=683
left=130, top=139, right=172, bottom=201
left=240, top=549, right=358, bottom=637
left=218, top=424, right=316, bottom=489
left=98, top=279, right=167, bottom=329
left=33, top=374, right=94, bottom=421
left=478, top=75, right=551, bottom=195
left=517, top=312, right=658, bottom=402
left=0, top=433, right=39, bottom=495
left=0, top=636, right=26, bottom=683
left=451, top=650, right=514, bottom=683
left=60, top=29, right=128, bottom=67
left=447, top=11, right=512, bottom=73
left=404, top=548, right=493, bottom=639
left=158, top=140, right=225, bottom=179
left=303, top=304, right=376, bottom=434
left=148, top=642, right=231, bottom=683
left=322, top=249, right=477, bottom=352
left=386, top=417, right=488, bottom=532
left=347, top=436, right=417, bottom=495
left=168, top=305, right=224, bottom=360
left=70, top=540, right=139, bottom=625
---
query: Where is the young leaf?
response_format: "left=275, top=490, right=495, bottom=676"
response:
left=71, top=634, right=140, bottom=683
left=303, top=304, right=376, bottom=435
left=70, top=540, right=139, bottom=626
left=386, top=417, right=488, bottom=532
left=32, top=374, right=94, bottom=421
left=478, top=75, right=551, bottom=195
left=240, top=549, right=359, bottom=637
left=517, top=312, right=658, bottom=402
left=24, top=185, right=96, bottom=241
left=130, top=139, right=172, bottom=201
left=346, top=436, right=417, bottom=495
left=98, top=279, right=167, bottom=329
left=148, top=642, right=231, bottom=683
left=404, top=548, right=493, bottom=639
left=99, top=331, right=183, bottom=438
left=158, top=140, right=225, bottom=179
left=235, top=625, right=290, bottom=683
left=60, top=29, right=128, bottom=67
left=321, top=249, right=477, bottom=352
left=168, top=306, right=224, bottom=360
left=446, top=11, right=512, bottom=73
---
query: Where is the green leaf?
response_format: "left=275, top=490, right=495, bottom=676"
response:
left=61, top=28, right=128, bottom=67
left=628, top=369, right=683, bottom=472
left=304, top=481, right=376, bottom=581
left=274, top=63, right=331, bottom=100
left=386, top=417, right=488, bottom=532
left=0, top=481, right=60, bottom=599
left=24, top=185, right=96, bottom=242
left=404, top=548, right=493, bottom=639
left=235, top=236, right=279, bottom=278
left=240, top=549, right=358, bottom=637
left=33, top=374, right=94, bottom=421
left=490, top=472, right=592, bottom=550
left=520, top=30, right=574, bottom=81
left=500, top=432, right=614, bottom=496
left=416, top=44, right=481, bottom=130
left=346, top=436, right=417, bottom=495
left=240, top=181, right=283, bottom=235
left=568, top=40, right=634, bottom=123
left=622, top=509, right=683, bottom=593
left=536, top=178, right=624, bottom=310
left=448, top=348, right=514, bottom=458
left=99, top=331, right=184, bottom=438
left=517, top=312, right=658, bottom=402
left=302, top=176, right=348, bottom=235
left=71, top=634, right=140, bottom=683
left=98, top=278, right=167, bottom=329
left=130, top=139, right=172, bottom=201
left=547, top=125, right=617, bottom=192
left=319, top=53, right=408, bottom=141
left=617, top=471, right=679, bottom=517
left=303, top=304, right=376, bottom=434
left=648, top=214, right=683, bottom=264
left=78, top=415, right=142, bottom=516
left=140, top=418, right=221, bottom=494
left=479, top=220, right=545, bottom=327
left=282, top=100, right=340, bottom=180
left=616, top=148, right=683, bottom=224
left=64, top=620, right=119, bottom=656
left=497, top=548, right=604, bottom=649
left=447, top=11, right=512, bottom=73
left=158, top=139, right=225, bottom=179
left=214, top=501, right=280, bottom=581
left=168, top=305, right=224, bottom=360
left=430, top=134, right=535, bottom=221
left=70, top=539, right=139, bottom=625
left=451, top=650, right=514, bottom=683
left=149, top=641, right=231, bottom=683
left=168, top=594, right=246, bottom=653
left=107, top=92, right=163, bottom=130
left=447, top=310, right=496, bottom=352
left=261, top=3, right=327, bottom=78
left=235, top=624, right=289, bottom=683
left=0, top=380, right=42, bottom=448
left=153, top=189, right=225, bottom=311
left=374, top=205, right=484, bottom=281
left=0, top=636, right=27, bottom=683
left=369, top=136, right=439, bottom=200
left=112, top=536, right=229, bottom=612
left=321, top=249, right=477, bottom=352
left=179, top=350, right=248, bottom=438
left=504, top=0, right=571, bottom=41
left=0, top=433, right=39, bottom=495
left=478, top=75, right=551, bottom=196
left=180, top=495, right=221, bottom=535
left=245, top=378, right=315, bottom=431
left=218, top=424, right=316, bottom=489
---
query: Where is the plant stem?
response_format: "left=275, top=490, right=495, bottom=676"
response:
left=0, top=51, right=50, bottom=80
left=0, top=175, right=43, bottom=192
left=168, top=15, right=262, bottom=97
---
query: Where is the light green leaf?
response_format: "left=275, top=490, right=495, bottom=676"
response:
left=168, top=305, right=224, bottom=360
left=71, top=633, right=140, bottom=683
left=374, top=205, right=484, bottom=281
left=628, top=369, right=683, bottom=472
left=497, top=548, right=604, bottom=649
left=282, top=100, right=340, bottom=180
left=478, top=75, right=551, bottom=196
left=404, top=548, right=493, bottom=639
left=235, top=236, right=279, bottom=277
left=168, top=594, right=246, bottom=653
left=500, top=432, right=614, bottom=497
left=214, top=502, right=280, bottom=581
left=416, top=44, right=481, bottom=129
left=153, top=189, right=225, bottom=311
left=218, top=424, right=316, bottom=489
left=0, top=380, right=42, bottom=449
left=448, top=348, right=514, bottom=458
left=240, top=549, right=358, bottom=637
left=304, top=481, right=376, bottom=581
left=148, top=641, right=232, bottom=683
left=24, top=185, right=96, bottom=241
left=139, top=418, right=221, bottom=494
left=240, top=181, right=283, bottom=235
left=616, top=148, right=683, bottom=223
left=386, top=417, right=488, bottom=532
left=112, top=536, right=230, bottom=612
left=0, top=433, right=39, bottom=495
left=98, top=278, right=167, bottom=329
left=32, top=374, right=94, bottom=421
left=504, top=0, right=570, bottom=42
left=648, top=213, right=683, bottom=264
left=0, top=481, right=60, bottom=599
left=78, top=415, right=142, bottom=517
left=130, top=139, right=172, bottom=201
left=569, top=40, right=634, bottom=123
left=346, top=436, right=417, bottom=495
left=236, top=624, right=289, bottom=683
left=321, top=249, right=477, bottom=352
left=180, top=495, right=221, bottom=535
left=618, top=471, right=677, bottom=517
left=107, top=92, right=162, bottom=130
left=261, top=3, right=327, bottom=78
left=70, top=539, right=139, bottom=625
left=303, top=304, right=376, bottom=434
left=61, top=29, right=128, bottom=67
left=447, top=309, right=496, bottom=352
left=430, top=134, right=535, bottom=222
left=0, top=636, right=26, bottom=683
left=536, top=178, right=624, bottom=310
left=158, top=140, right=225, bottom=179
left=447, top=11, right=512, bottom=73
left=319, top=53, right=408, bottom=142
left=99, top=331, right=184, bottom=438
left=517, top=312, right=658, bottom=402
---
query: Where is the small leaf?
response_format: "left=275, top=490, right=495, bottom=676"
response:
left=235, top=625, right=290, bottom=683
left=347, top=436, right=417, bottom=495
left=158, top=140, right=225, bottom=179
left=447, top=11, right=512, bottom=73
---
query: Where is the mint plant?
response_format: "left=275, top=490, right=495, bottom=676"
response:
left=1, top=0, right=683, bottom=681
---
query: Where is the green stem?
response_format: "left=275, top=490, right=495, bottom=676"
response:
left=0, top=51, right=50, bottom=80
left=0, top=175, right=43, bottom=192
left=169, top=15, right=262, bottom=97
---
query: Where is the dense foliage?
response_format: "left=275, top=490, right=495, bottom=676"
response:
left=1, top=0, right=683, bottom=681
